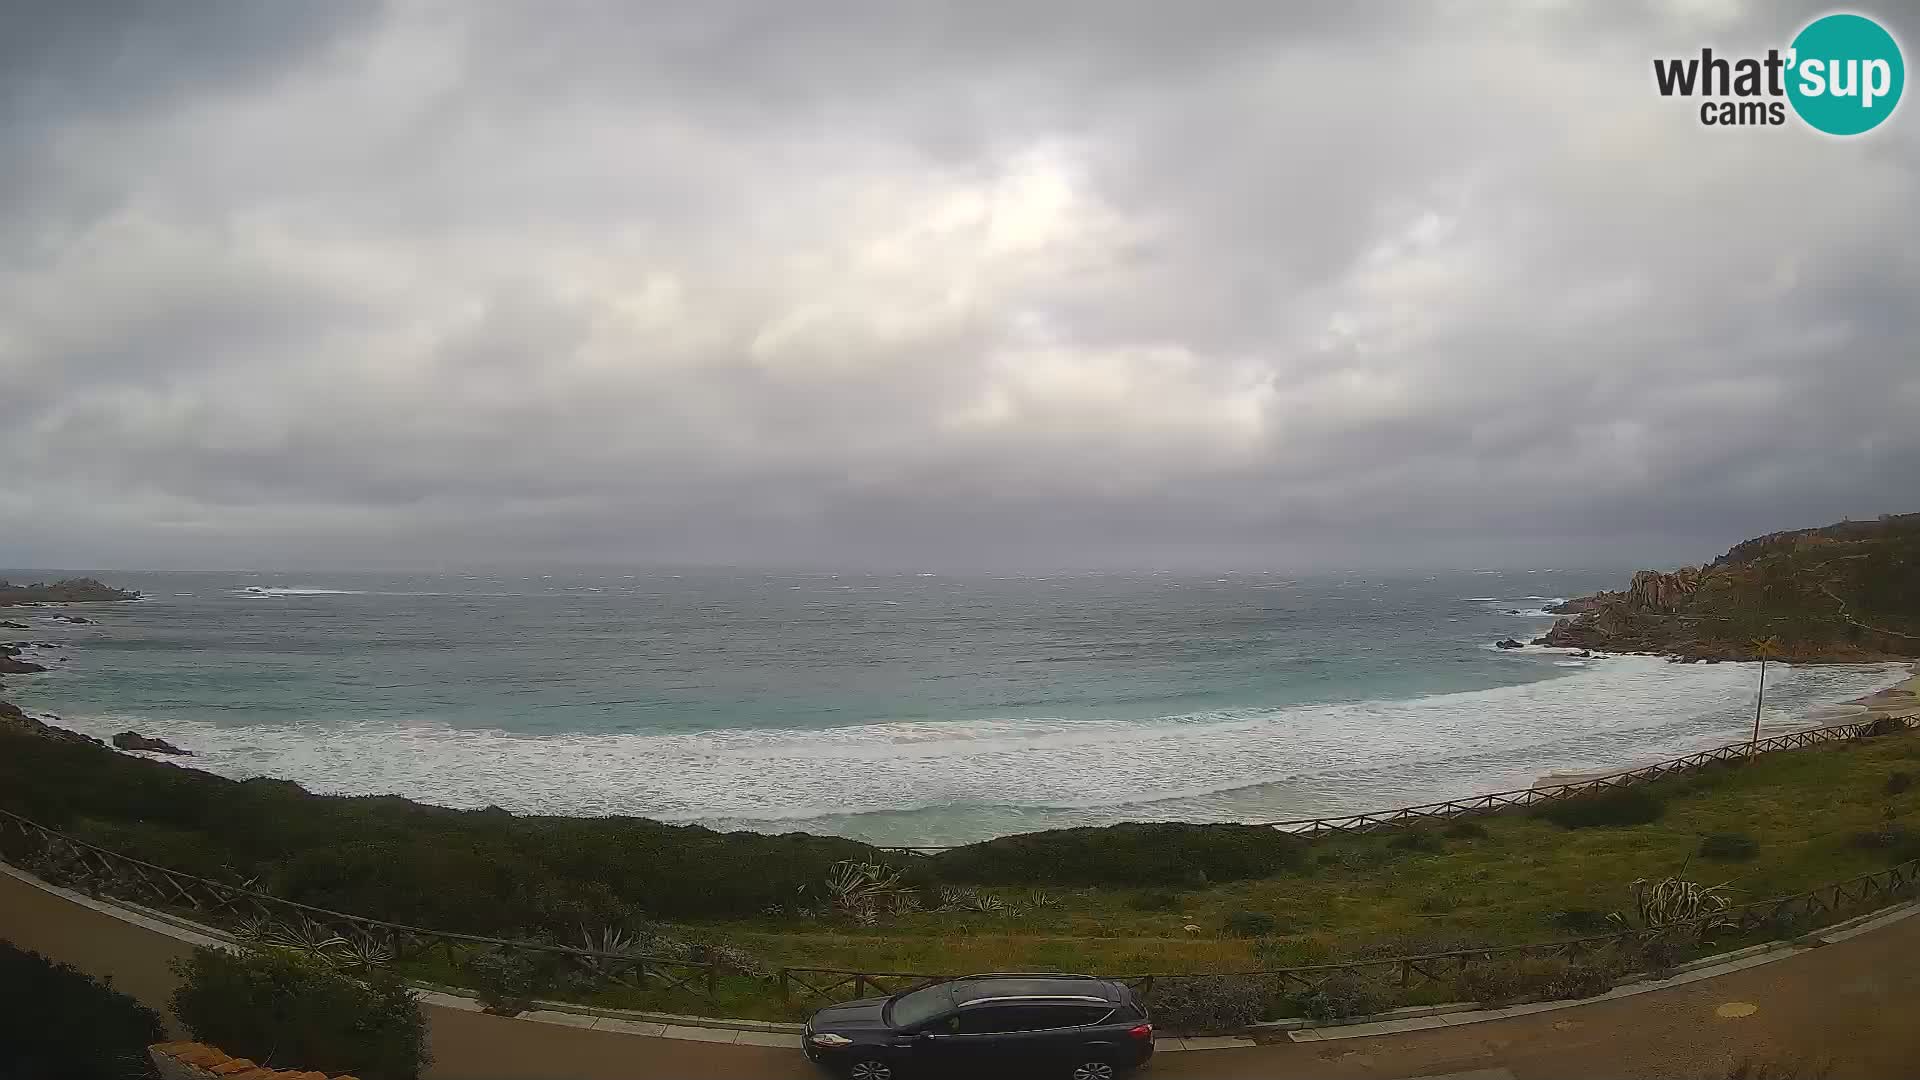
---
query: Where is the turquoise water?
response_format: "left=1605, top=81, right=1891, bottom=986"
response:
left=3, top=568, right=1907, bottom=845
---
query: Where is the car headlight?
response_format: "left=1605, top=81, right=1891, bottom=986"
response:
left=807, top=1033, right=854, bottom=1048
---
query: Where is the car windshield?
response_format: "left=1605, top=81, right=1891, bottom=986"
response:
left=886, top=984, right=953, bottom=1028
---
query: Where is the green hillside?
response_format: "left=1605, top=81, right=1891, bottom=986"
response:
left=1544, top=513, right=1920, bottom=660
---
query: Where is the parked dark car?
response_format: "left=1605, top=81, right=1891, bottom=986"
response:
left=803, top=973, right=1154, bottom=1080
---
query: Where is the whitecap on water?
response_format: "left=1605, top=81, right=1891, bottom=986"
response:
left=51, top=658, right=1910, bottom=845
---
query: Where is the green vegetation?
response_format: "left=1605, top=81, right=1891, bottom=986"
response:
left=1531, top=786, right=1666, bottom=829
left=171, top=946, right=428, bottom=1080
left=0, top=939, right=166, bottom=1080
left=1221, top=910, right=1278, bottom=938
left=1698, top=831, right=1759, bottom=861
left=931, top=822, right=1306, bottom=886
left=5, top=717, right=1920, bottom=1022
left=0, top=577, right=140, bottom=605
left=1455, top=955, right=1615, bottom=1007
left=1145, top=976, right=1274, bottom=1034
left=1298, top=972, right=1391, bottom=1021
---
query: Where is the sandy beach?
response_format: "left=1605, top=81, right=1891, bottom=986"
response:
left=1533, top=662, right=1920, bottom=788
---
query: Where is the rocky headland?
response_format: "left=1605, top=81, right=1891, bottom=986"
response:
left=1536, top=513, right=1920, bottom=662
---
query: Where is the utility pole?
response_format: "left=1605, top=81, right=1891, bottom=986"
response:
left=1751, top=637, right=1781, bottom=754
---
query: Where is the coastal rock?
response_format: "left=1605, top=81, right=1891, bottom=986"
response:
left=112, top=731, right=192, bottom=756
left=1546, top=595, right=1605, bottom=616
left=0, top=701, right=105, bottom=747
left=0, top=656, right=47, bottom=675
left=0, top=620, right=26, bottom=629
left=53, top=615, right=92, bottom=624
left=0, top=577, right=140, bottom=605
left=1495, top=638, right=1524, bottom=649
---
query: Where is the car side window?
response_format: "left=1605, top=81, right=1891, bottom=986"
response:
left=955, top=1005, right=1028, bottom=1034
left=955, top=1004, right=1108, bottom=1034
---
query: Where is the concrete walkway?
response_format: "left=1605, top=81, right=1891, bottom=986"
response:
left=6, top=861, right=1918, bottom=1080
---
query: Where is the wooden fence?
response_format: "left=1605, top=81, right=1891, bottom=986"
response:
left=778, top=858, right=1920, bottom=1006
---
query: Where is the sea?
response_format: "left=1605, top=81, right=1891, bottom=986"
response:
left=2, top=567, right=1909, bottom=847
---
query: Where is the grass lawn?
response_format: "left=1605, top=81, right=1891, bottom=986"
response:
left=694, top=729, right=1920, bottom=981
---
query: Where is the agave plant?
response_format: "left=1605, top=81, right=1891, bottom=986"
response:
left=822, top=860, right=908, bottom=923
left=329, top=933, right=396, bottom=973
left=230, top=914, right=278, bottom=944
left=1023, top=889, right=1060, bottom=910
left=265, top=914, right=350, bottom=958
left=885, top=891, right=923, bottom=918
left=579, top=924, right=640, bottom=957
left=1609, top=875, right=1735, bottom=934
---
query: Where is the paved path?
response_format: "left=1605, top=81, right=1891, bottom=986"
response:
left=1148, top=912, right=1920, bottom=1080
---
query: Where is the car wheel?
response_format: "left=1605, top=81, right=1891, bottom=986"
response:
left=1070, top=1060, right=1117, bottom=1080
left=847, top=1059, right=893, bottom=1080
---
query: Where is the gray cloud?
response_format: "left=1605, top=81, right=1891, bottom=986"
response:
left=2, top=0, right=1916, bottom=572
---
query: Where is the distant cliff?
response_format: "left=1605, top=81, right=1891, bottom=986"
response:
left=1541, top=513, right=1920, bottom=661
left=0, top=578, right=140, bottom=606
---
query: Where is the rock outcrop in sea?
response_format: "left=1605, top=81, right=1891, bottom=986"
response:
left=0, top=578, right=141, bottom=606
left=112, top=731, right=193, bottom=756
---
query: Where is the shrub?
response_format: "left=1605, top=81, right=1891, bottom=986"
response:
left=462, top=943, right=564, bottom=1017
left=1128, top=889, right=1181, bottom=912
left=1453, top=959, right=1532, bottom=1007
left=170, top=947, right=428, bottom=1080
left=1386, top=829, right=1444, bottom=853
left=1416, top=892, right=1459, bottom=914
left=1222, top=910, right=1279, bottom=938
left=1343, top=932, right=1484, bottom=960
left=1533, top=787, right=1665, bottom=829
left=1145, top=976, right=1274, bottom=1034
left=1848, top=824, right=1920, bottom=861
left=1698, top=832, right=1760, bottom=861
left=0, top=727, right=885, bottom=925
left=1251, top=936, right=1332, bottom=967
left=1548, top=908, right=1611, bottom=934
left=1297, top=972, right=1390, bottom=1022
left=1721, top=1061, right=1834, bottom=1080
left=1886, top=771, right=1914, bottom=795
left=1455, top=956, right=1614, bottom=1007
left=1630, top=926, right=1706, bottom=974
left=1444, top=819, right=1490, bottom=839
left=931, top=822, right=1307, bottom=887
left=0, top=939, right=165, bottom=1080
left=1543, top=961, right=1614, bottom=1000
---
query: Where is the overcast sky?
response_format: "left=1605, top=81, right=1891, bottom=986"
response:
left=2, top=1, right=1915, bottom=573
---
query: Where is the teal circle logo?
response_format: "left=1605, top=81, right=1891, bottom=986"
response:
left=1787, top=13, right=1905, bottom=135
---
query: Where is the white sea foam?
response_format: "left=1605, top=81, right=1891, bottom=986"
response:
left=50, top=658, right=1911, bottom=842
